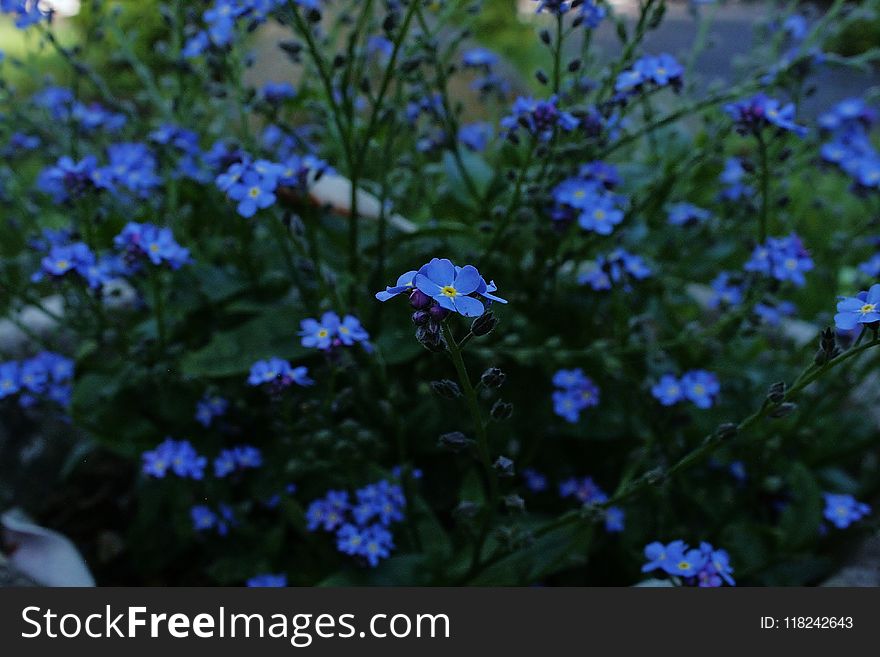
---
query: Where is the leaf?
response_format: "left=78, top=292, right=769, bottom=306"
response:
left=442, top=150, right=494, bottom=208
left=778, top=463, right=823, bottom=549
left=180, top=305, right=309, bottom=378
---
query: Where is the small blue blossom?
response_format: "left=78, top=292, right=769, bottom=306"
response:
left=681, top=370, right=720, bottom=409
left=823, top=493, right=871, bottom=529
left=667, top=202, right=711, bottom=227
left=458, top=122, right=493, bottom=152
left=834, top=284, right=880, bottom=331
left=522, top=468, right=548, bottom=492
left=300, top=311, right=371, bottom=350
left=195, top=394, right=228, bottom=427
left=261, top=81, right=296, bottom=103
left=552, top=369, right=600, bottom=423
left=191, top=505, right=218, bottom=532
left=114, top=222, right=191, bottom=270
left=725, top=94, right=807, bottom=137
left=461, top=48, right=497, bottom=69
left=142, top=438, right=207, bottom=480
left=247, top=573, right=288, bottom=587
left=605, top=507, right=625, bottom=532
left=642, top=540, right=735, bottom=587
left=651, top=374, right=685, bottom=406
left=744, top=234, right=814, bottom=287
left=616, top=54, right=683, bottom=94
left=247, top=357, right=314, bottom=388
left=559, top=476, right=608, bottom=505
left=501, top=96, right=579, bottom=143
left=577, top=249, right=651, bottom=291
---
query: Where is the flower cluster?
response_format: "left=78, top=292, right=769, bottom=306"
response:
left=247, top=358, right=313, bottom=389
left=306, top=479, right=406, bottom=567
left=142, top=438, right=207, bottom=480
left=819, top=98, right=880, bottom=190
left=652, top=371, right=720, bottom=409
left=191, top=504, right=236, bottom=536
left=195, top=394, right=229, bottom=427
left=551, top=369, right=600, bottom=423
left=0, top=352, right=74, bottom=408
left=551, top=171, right=627, bottom=236
left=214, top=445, right=263, bottom=478
left=216, top=154, right=332, bottom=218
left=615, top=54, right=683, bottom=95
left=834, top=284, right=880, bottom=332
left=822, top=493, right=871, bottom=529
left=300, top=312, right=370, bottom=351
left=501, top=96, right=579, bottom=143
left=744, top=233, right=814, bottom=287
left=708, top=272, right=744, bottom=308
left=1, top=1, right=51, bottom=30
left=183, top=0, right=285, bottom=58
left=724, top=94, right=807, bottom=137
left=577, top=248, right=651, bottom=291
left=34, top=240, right=122, bottom=291
left=642, top=540, right=735, bottom=587
left=114, top=222, right=191, bottom=270
left=559, top=477, right=624, bottom=532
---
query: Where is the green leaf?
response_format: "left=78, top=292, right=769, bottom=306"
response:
left=778, top=463, right=823, bottom=549
left=180, top=305, right=308, bottom=378
left=442, top=150, right=494, bottom=208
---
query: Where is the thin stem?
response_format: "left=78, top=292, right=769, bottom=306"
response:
left=757, top=131, right=770, bottom=243
left=441, top=322, right=498, bottom=573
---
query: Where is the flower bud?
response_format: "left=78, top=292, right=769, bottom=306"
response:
left=471, top=311, right=497, bottom=337
left=438, top=431, right=472, bottom=452
left=416, top=325, right=444, bottom=352
left=428, top=304, right=450, bottom=322
left=493, top=455, right=515, bottom=477
left=430, top=379, right=462, bottom=399
left=535, top=69, right=549, bottom=85
left=411, top=310, right=430, bottom=326
left=480, top=367, right=506, bottom=389
left=815, top=327, right=839, bottom=365
left=539, top=29, right=551, bottom=45
left=490, top=400, right=513, bottom=421
left=503, top=494, right=525, bottom=513
left=769, top=402, right=797, bottom=419
left=767, top=381, right=786, bottom=404
left=409, top=288, right=431, bottom=310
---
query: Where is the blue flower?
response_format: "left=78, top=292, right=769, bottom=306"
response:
left=227, top=169, right=277, bottom=218
left=651, top=374, right=684, bottom=406
left=375, top=270, right=417, bottom=302
left=552, top=369, right=600, bottom=423
left=577, top=249, right=651, bottom=291
left=413, top=258, right=487, bottom=317
left=744, top=234, right=813, bottom=287
left=667, top=202, right=711, bottom=227
left=559, top=476, right=607, bottom=505
left=247, top=573, right=288, bottom=587
left=642, top=540, right=687, bottom=574
left=247, top=358, right=314, bottom=387
left=300, top=311, right=371, bottom=349
left=191, top=505, right=218, bottom=532
left=359, top=525, right=394, bottom=567
left=724, top=94, right=807, bottom=137
left=195, top=394, right=228, bottom=427
left=616, top=54, right=683, bottom=94
left=834, top=284, right=880, bottom=331
left=719, top=157, right=754, bottom=201
left=533, top=0, right=571, bottom=15
left=458, top=122, right=493, bottom=152
left=114, top=222, right=191, bottom=270
left=522, top=468, right=548, bottom=492
left=501, top=96, right=579, bottom=143
left=142, top=438, right=206, bottom=480
left=0, top=361, right=21, bottom=399
left=823, top=493, right=870, bottom=529
left=462, top=48, right=497, bottom=69
left=681, top=370, right=720, bottom=409
left=261, top=81, right=296, bottom=103
left=708, top=272, right=744, bottom=308
left=858, top=254, right=880, bottom=278
left=605, top=507, right=625, bottom=532
left=306, top=490, right=350, bottom=532
left=753, top=300, right=797, bottom=325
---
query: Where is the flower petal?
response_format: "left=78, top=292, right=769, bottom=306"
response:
left=414, top=272, right=443, bottom=297
left=453, top=265, right=482, bottom=295
left=453, top=295, right=485, bottom=317
left=418, top=258, right=455, bottom=286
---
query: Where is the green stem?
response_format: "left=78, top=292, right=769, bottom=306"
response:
left=757, top=131, right=770, bottom=243
left=441, top=322, right=498, bottom=573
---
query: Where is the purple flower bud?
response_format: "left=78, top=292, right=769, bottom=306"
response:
left=411, top=310, right=430, bottom=326
left=409, top=288, right=431, bottom=310
left=429, top=304, right=450, bottom=321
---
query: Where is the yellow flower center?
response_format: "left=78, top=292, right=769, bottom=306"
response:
left=149, top=243, right=160, bottom=253
left=55, top=259, right=70, bottom=269
left=594, top=209, right=606, bottom=220
left=317, top=328, right=329, bottom=338
left=860, top=303, right=876, bottom=315
left=785, top=258, right=797, bottom=270
left=441, top=285, right=458, bottom=298
left=574, top=190, right=586, bottom=199
left=677, top=561, right=691, bottom=571
left=248, top=186, right=261, bottom=198
left=339, top=326, right=350, bottom=334
left=693, top=384, right=705, bottom=395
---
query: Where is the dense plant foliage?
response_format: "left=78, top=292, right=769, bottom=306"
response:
left=1, top=0, right=879, bottom=586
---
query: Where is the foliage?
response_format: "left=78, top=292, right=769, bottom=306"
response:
left=0, top=0, right=879, bottom=587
